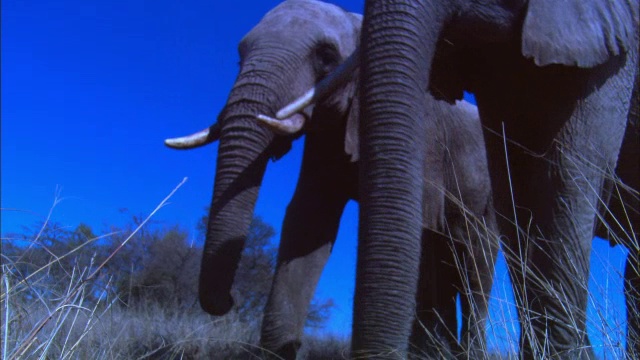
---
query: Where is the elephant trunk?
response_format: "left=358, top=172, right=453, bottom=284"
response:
left=353, top=0, right=453, bottom=356
left=198, top=73, right=280, bottom=316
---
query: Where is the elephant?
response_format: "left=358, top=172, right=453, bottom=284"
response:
left=259, top=96, right=498, bottom=360
left=345, top=0, right=638, bottom=358
left=269, top=0, right=638, bottom=358
left=595, top=69, right=639, bottom=358
left=164, top=1, right=498, bottom=358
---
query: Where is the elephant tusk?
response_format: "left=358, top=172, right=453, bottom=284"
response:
left=164, top=123, right=221, bottom=149
left=255, top=113, right=306, bottom=135
left=277, top=88, right=315, bottom=120
left=276, top=47, right=359, bottom=119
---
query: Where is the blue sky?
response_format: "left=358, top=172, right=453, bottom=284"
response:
left=1, top=0, right=629, bottom=356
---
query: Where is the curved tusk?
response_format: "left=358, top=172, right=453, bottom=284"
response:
left=256, top=113, right=305, bottom=135
left=164, top=123, right=221, bottom=149
left=276, top=48, right=360, bottom=119
left=276, top=88, right=316, bottom=120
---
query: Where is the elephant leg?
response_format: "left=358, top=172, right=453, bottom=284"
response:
left=494, top=130, right=600, bottom=360
left=260, top=143, right=351, bottom=359
left=515, top=63, right=634, bottom=360
left=626, top=250, right=640, bottom=359
left=478, top=52, right=636, bottom=359
left=410, top=229, right=459, bottom=359
left=260, top=190, right=347, bottom=359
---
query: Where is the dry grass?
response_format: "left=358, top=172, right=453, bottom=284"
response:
left=1, top=238, right=344, bottom=359
left=1, top=164, right=636, bottom=359
left=403, top=134, right=637, bottom=359
left=0, top=179, right=346, bottom=360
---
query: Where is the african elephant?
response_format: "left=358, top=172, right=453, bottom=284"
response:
left=259, top=96, right=498, bottom=360
left=596, top=70, right=639, bottom=358
left=343, top=0, right=638, bottom=358
left=164, top=1, right=497, bottom=358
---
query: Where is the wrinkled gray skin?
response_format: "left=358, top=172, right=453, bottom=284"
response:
left=183, top=0, right=361, bottom=319
left=356, top=0, right=638, bottom=358
left=166, top=1, right=497, bottom=358
left=262, top=97, right=498, bottom=360
left=596, top=70, right=639, bottom=359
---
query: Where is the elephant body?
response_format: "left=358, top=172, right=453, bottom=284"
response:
left=165, top=1, right=497, bottom=359
left=261, top=95, right=497, bottom=359
left=356, top=0, right=638, bottom=358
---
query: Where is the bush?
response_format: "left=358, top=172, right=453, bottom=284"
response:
left=1, top=212, right=335, bottom=359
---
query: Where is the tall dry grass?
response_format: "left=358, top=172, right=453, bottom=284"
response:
left=1, top=179, right=348, bottom=359
left=1, top=159, right=636, bottom=360
left=405, top=135, right=637, bottom=359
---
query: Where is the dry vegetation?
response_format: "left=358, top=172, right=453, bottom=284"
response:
left=1, top=182, right=336, bottom=359
left=1, top=175, right=636, bottom=359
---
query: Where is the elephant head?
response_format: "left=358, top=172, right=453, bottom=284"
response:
left=164, top=0, right=361, bottom=317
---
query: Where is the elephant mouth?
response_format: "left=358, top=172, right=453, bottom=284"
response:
left=272, top=50, right=358, bottom=116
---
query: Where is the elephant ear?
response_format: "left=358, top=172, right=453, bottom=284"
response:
left=343, top=12, right=362, bottom=162
left=344, top=80, right=360, bottom=162
left=521, top=0, right=638, bottom=67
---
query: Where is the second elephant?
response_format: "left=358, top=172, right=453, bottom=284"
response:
left=165, top=1, right=498, bottom=359
left=260, top=94, right=498, bottom=359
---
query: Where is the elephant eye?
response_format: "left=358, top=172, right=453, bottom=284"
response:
left=313, top=43, right=340, bottom=79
